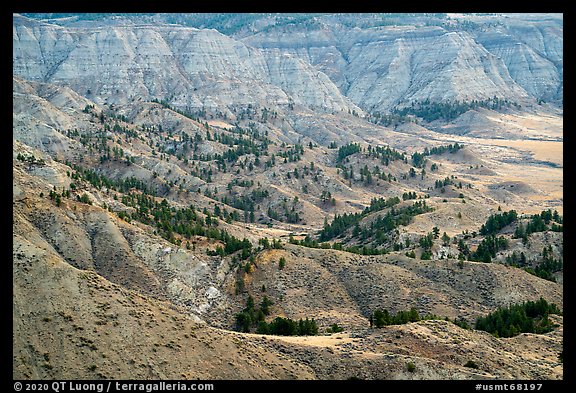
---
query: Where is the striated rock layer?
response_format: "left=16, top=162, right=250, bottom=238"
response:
left=240, top=14, right=562, bottom=111
left=13, top=14, right=362, bottom=116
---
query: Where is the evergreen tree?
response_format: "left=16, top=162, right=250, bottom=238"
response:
left=260, top=296, right=272, bottom=316
left=442, top=232, right=450, bottom=246
left=475, top=298, right=560, bottom=338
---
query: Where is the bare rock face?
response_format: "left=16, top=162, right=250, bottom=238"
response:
left=240, top=14, right=562, bottom=112
left=474, top=20, right=563, bottom=102
left=12, top=14, right=362, bottom=115
left=346, top=30, right=529, bottom=110
left=243, top=26, right=530, bottom=112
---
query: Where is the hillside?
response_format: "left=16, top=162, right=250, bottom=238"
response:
left=13, top=202, right=563, bottom=379
left=13, top=13, right=563, bottom=381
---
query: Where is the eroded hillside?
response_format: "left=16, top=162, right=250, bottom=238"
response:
left=13, top=13, right=563, bottom=380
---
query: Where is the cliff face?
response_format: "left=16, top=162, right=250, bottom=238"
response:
left=473, top=19, right=563, bottom=102
left=13, top=15, right=362, bottom=115
left=14, top=13, right=562, bottom=116
left=244, top=27, right=525, bottom=112
left=240, top=14, right=562, bottom=111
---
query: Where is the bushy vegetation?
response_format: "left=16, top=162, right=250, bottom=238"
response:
left=479, top=210, right=518, bottom=236
left=464, top=360, right=479, bottom=369
left=470, top=234, right=509, bottom=263
left=318, top=197, right=401, bottom=241
left=393, top=97, right=518, bottom=122
left=370, top=307, right=442, bottom=328
left=475, top=298, right=561, bottom=338
left=235, top=295, right=318, bottom=336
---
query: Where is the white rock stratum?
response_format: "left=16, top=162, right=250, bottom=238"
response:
left=13, top=14, right=363, bottom=115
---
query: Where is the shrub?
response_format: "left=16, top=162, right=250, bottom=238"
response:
left=326, top=323, right=344, bottom=334
left=464, top=360, right=478, bottom=369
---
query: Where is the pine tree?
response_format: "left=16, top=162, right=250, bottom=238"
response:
left=260, top=296, right=272, bottom=316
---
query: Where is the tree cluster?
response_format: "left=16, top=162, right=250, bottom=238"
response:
left=256, top=316, right=319, bottom=336
left=475, top=298, right=561, bottom=338
left=393, top=97, right=518, bottom=122
left=16, top=153, right=46, bottom=166
left=513, top=209, right=563, bottom=242
left=524, top=245, right=563, bottom=282
left=470, top=234, right=509, bottom=263
left=479, top=210, right=518, bottom=236
left=235, top=295, right=273, bottom=332
left=370, top=307, right=441, bottom=328
left=318, top=197, right=401, bottom=241
left=290, top=235, right=388, bottom=256
left=337, top=143, right=361, bottom=162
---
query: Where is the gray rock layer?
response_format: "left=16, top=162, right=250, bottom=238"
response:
left=241, top=17, right=562, bottom=111
left=13, top=14, right=362, bottom=115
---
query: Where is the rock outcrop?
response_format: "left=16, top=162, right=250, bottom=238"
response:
left=473, top=17, right=563, bottom=102
left=240, top=14, right=562, bottom=111
left=13, top=14, right=362, bottom=116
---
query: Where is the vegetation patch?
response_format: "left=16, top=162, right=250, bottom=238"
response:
left=475, top=298, right=561, bottom=338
